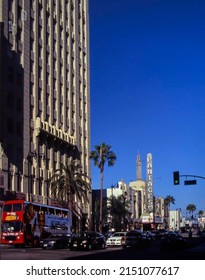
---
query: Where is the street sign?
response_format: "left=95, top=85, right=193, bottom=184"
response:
left=184, top=179, right=197, bottom=185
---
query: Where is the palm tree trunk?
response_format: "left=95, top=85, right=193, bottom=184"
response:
left=99, top=171, right=104, bottom=233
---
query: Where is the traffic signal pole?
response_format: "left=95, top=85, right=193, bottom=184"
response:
left=180, top=175, right=205, bottom=180
left=173, top=171, right=205, bottom=185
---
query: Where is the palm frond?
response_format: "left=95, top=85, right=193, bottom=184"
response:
left=48, top=159, right=91, bottom=211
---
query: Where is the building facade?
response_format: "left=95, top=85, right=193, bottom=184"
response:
left=169, top=209, right=182, bottom=231
left=0, top=0, right=91, bottom=227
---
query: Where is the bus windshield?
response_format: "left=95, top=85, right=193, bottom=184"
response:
left=2, top=221, right=23, bottom=232
left=3, top=203, right=22, bottom=212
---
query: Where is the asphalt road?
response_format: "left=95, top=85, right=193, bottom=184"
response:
left=1, top=237, right=205, bottom=260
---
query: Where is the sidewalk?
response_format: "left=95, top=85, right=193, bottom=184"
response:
left=183, top=234, right=205, bottom=257
left=186, top=240, right=205, bottom=253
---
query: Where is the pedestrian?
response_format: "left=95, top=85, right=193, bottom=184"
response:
left=189, top=229, right=192, bottom=239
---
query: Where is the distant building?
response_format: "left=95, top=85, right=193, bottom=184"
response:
left=169, top=209, right=182, bottom=230
left=198, top=216, right=205, bottom=229
left=106, top=180, right=133, bottom=231
left=91, top=153, right=170, bottom=231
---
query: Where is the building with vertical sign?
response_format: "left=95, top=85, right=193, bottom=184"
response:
left=129, top=153, right=148, bottom=228
left=146, top=153, right=153, bottom=213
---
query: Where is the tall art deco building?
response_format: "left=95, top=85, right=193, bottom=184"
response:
left=0, top=0, right=91, bottom=227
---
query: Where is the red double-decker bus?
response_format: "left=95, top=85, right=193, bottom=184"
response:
left=1, top=199, right=72, bottom=247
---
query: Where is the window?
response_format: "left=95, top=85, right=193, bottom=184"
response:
left=17, top=171, right=21, bottom=193
left=8, top=67, right=14, bottom=81
left=30, top=39, right=34, bottom=51
left=30, top=18, right=34, bottom=31
left=3, top=204, right=12, bottom=212
left=17, top=5, right=22, bottom=20
left=7, top=92, right=13, bottom=108
left=0, top=175, right=4, bottom=186
left=39, top=181, right=42, bottom=196
left=17, top=122, right=22, bottom=137
left=16, top=73, right=22, bottom=88
left=7, top=118, right=14, bottom=134
left=13, top=203, right=22, bottom=211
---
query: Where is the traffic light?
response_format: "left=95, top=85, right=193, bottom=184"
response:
left=173, top=171, right=180, bottom=185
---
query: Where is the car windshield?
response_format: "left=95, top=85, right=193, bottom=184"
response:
left=80, top=232, right=95, bottom=238
left=51, top=233, right=70, bottom=237
left=2, top=221, right=23, bottom=232
left=126, top=231, right=142, bottom=237
left=112, top=233, right=125, bottom=237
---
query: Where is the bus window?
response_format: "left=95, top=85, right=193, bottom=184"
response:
left=62, top=210, right=68, bottom=217
left=41, top=206, right=47, bottom=213
left=49, top=208, right=55, bottom=215
left=56, top=209, right=62, bottom=216
left=13, top=203, right=22, bottom=211
left=3, top=204, right=12, bottom=212
left=2, top=221, right=23, bottom=232
left=33, top=204, right=40, bottom=212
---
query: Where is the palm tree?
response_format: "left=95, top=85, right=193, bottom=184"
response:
left=164, top=195, right=175, bottom=214
left=49, top=158, right=91, bottom=232
left=164, top=195, right=175, bottom=207
left=186, top=204, right=196, bottom=220
left=90, top=142, right=117, bottom=232
left=107, top=195, right=130, bottom=231
left=198, top=210, right=204, bottom=218
left=164, top=195, right=175, bottom=229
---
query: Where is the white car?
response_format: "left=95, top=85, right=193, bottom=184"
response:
left=106, top=232, right=127, bottom=246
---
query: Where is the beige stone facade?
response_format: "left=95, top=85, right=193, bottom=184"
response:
left=0, top=0, right=90, bottom=227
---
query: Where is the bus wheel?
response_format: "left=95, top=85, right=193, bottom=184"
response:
left=32, top=237, right=40, bottom=248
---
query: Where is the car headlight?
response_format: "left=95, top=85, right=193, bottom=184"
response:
left=82, top=240, right=88, bottom=244
left=49, top=241, right=56, bottom=244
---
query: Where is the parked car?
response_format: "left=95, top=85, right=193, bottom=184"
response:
left=40, top=233, right=72, bottom=249
left=149, top=230, right=160, bottom=239
left=106, top=232, right=127, bottom=246
left=146, top=230, right=157, bottom=240
left=104, top=232, right=113, bottom=239
left=160, top=232, right=186, bottom=249
left=200, top=229, right=205, bottom=238
left=69, top=231, right=106, bottom=250
left=158, top=229, right=169, bottom=238
left=122, top=230, right=152, bottom=248
left=168, top=230, right=181, bottom=236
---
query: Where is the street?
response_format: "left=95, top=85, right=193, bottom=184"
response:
left=1, top=237, right=205, bottom=260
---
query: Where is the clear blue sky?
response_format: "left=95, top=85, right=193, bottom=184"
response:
left=89, top=0, right=205, bottom=215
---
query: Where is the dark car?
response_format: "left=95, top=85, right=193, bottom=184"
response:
left=200, top=229, right=205, bottom=238
left=146, top=230, right=157, bottom=240
left=122, top=230, right=152, bottom=248
left=160, top=232, right=186, bottom=249
left=69, top=231, right=106, bottom=250
left=40, top=233, right=72, bottom=249
left=158, top=229, right=169, bottom=239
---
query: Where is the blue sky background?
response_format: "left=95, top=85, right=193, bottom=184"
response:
left=88, top=0, right=205, bottom=215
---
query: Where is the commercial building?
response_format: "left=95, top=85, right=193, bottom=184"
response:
left=169, top=209, right=183, bottom=231
left=0, top=0, right=91, bottom=228
left=103, top=153, right=168, bottom=231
